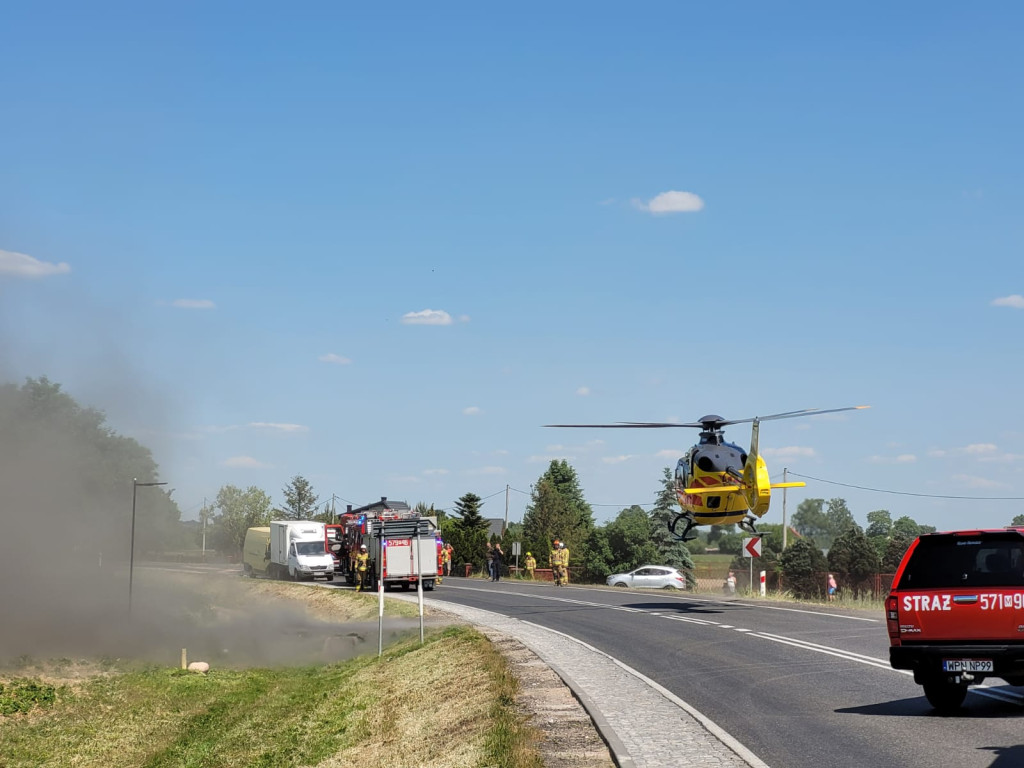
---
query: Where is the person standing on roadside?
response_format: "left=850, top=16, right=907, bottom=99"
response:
left=355, top=545, right=370, bottom=592
left=492, top=543, right=504, bottom=582
left=444, top=543, right=453, bottom=577
left=828, top=573, right=838, bottom=601
left=550, top=540, right=562, bottom=586
left=558, top=541, right=570, bottom=585
left=524, top=551, right=536, bottom=580
left=485, top=542, right=494, bottom=581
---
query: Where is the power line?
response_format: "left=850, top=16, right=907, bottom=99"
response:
left=788, top=472, right=1024, bottom=501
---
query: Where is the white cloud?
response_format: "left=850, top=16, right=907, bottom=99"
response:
left=867, top=454, right=917, bottom=464
left=952, top=473, right=1009, bottom=490
left=458, top=314, right=471, bottom=323
left=991, top=295, right=1024, bottom=309
left=655, top=449, right=683, bottom=459
left=319, top=353, right=352, bottom=365
left=390, top=475, right=421, bottom=484
left=576, top=386, right=591, bottom=396
left=247, top=422, right=309, bottom=433
left=222, top=455, right=272, bottom=469
left=964, top=443, right=998, bottom=455
left=632, top=190, right=705, bottom=215
left=602, top=455, right=634, bottom=464
left=0, top=248, right=71, bottom=278
left=402, top=309, right=453, bottom=325
left=463, top=406, right=482, bottom=416
left=467, top=466, right=506, bottom=475
left=422, top=468, right=449, bottom=476
left=598, top=198, right=616, bottom=206
left=978, top=453, right=1024, bottom=464
left=927, top=449, right=947, bottom=458
left=171, top=298, right=215, bottom=309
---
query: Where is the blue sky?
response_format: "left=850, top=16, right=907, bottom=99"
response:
left=2, top=2, right=1023, bottom=531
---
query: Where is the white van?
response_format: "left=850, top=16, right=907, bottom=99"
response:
left=269, top=520, right=334, bottom=581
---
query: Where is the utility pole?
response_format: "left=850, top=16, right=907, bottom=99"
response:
left=504, top=484, right=510, bottom=535
left=201, top=497, right=207, bottom=557
left=782, top=468, right=788, bottom=551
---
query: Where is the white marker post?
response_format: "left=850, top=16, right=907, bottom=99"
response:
left=414, top=528, right=424, bottom=644
left=377, top=538, right=385, bottom=658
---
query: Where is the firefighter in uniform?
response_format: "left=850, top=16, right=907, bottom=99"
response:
left=441, top=544, right=451, bottom=583
left=524, top=551, right=536, bottom=580
left=550, top=540, right=562, bottom=586
left=355, top=544, right=370, bottom=592
left=559, top=541, right=570, bottom=585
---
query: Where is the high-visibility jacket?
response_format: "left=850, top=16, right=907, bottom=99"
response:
left=524, top=555, right=537, bottom=570
left=356, top=552, right=369, bottom=572
left=549, top=549, right=560, bottom=567
left=560, top=547, right=570, bottom=567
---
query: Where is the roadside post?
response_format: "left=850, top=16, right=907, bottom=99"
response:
left=760, top=570, right=767, bottom=597
left=742, top=535, right=762, bottom=594
left=512, top=541, right=521, bottom=574
left=414, top=527, right=424, bottom=644
left=377, top=531, right=385, bottom=657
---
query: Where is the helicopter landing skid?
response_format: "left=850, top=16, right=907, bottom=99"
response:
left=668, top=513, right=700, bottom=542
left=738, top=515, right=759, bottom=535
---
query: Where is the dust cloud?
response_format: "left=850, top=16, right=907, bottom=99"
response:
left=0, top=283, right=417, bottom=668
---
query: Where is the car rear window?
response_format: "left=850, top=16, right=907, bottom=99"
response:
left=897, top=532, right=1024, bottom=589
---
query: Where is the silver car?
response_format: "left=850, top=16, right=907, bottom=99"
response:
left=606, top=565, right=687, bottom=590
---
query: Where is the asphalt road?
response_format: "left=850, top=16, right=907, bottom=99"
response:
left=429, top=579, right=1024, bottom=768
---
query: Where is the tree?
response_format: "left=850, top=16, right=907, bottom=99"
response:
left=522, top=460, right=597, bottom=576
left=649, top=468, right=696, bottom=578
left=892, top=516, right=923, bottom=538
left=1012, top=514, right=1024, bottom=527
left=865, top=509, right=892, bottom=539
left=450, top=492, right=490, bottom=571
left=825, top=498, right=856, bottom=537
left=605, top=506, right=660, bottom=571
left=827, top=526, right=880, bottom=596
left=209, top=485, right=272, bottom=556
left=779, top=538, right=829, bottom=599
left=881, top=532, right=913, bottom=572
left=280, top=475, right=319, bottom=520
left=792, top=499, right=829, bottom=543
left=0, top=376, right=184, bottom=560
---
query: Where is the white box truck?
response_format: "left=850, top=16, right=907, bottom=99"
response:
left=269, top=520, right=335, bottom=581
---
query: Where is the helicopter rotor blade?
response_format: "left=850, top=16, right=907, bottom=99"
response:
left=718, top=405, right=869, bottom=427
left=543, top=422, right=703, bottom=429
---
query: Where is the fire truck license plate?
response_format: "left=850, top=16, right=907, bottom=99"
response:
left=942, top=659, right=993, bottom=672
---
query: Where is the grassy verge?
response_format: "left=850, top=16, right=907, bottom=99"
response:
left=0, top=626, right=541, bottom=768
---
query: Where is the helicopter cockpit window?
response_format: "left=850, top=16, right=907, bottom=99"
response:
left=697, top=456, right=715, bottom=472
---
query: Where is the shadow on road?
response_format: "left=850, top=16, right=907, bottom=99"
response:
left=979, top=745, right=1024, bottom=767
left=621, top=601, right=725, bottom=616
left=836, top=693, right=1024, bottom=720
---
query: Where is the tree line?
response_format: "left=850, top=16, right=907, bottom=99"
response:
left=7, top=375, right=1010, bottom=599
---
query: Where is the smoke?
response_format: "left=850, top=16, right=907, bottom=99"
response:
left=1, top=567, right=424, bottom=666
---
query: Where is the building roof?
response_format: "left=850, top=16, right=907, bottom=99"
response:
left=345, top=496, right=412, bottom=516
left=486, top=518, right=505, bottom=538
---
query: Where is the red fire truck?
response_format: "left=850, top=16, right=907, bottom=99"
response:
left=335, top=502, right=441, bottom=591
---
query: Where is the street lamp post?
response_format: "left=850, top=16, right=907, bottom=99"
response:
left=130, top=478, right=168, bottom=613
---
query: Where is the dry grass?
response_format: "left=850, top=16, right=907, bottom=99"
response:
left=239, top=578, right=424, bottom=621
left=0, top=572, right=539, bottom=768
left=0, top=628, right=540, bottom=768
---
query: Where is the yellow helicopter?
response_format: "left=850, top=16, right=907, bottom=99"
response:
left=546, top=406, right=869, bottom=541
